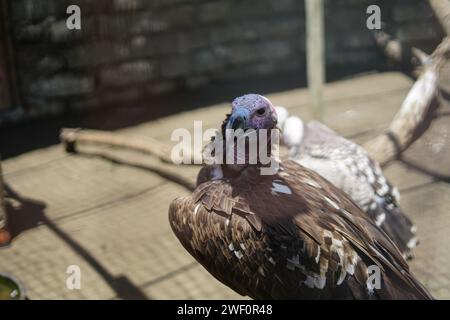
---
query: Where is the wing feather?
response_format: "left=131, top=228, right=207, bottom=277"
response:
left=169, top=160, right=432, bottom=299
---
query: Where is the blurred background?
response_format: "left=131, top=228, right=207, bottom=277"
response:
left=0, top=0, right=449, bottom=299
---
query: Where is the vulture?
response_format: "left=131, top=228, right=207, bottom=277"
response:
left=275, top=106, right=417, bottom=259
left=169, top=94, right=432, bottom=299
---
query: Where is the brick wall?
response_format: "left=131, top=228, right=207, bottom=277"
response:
left=1, top=0, right=444, bottom=121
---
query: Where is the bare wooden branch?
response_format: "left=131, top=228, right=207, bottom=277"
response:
left=363, top=37, right=450, bottom=165
left=411, top=47, right=431, bottom=66
left=374, top=31, right=404, bottom=64
left=60, top=128, right=175, bottom=164
left=374, top=30, right=431, bottom=78
left=429, top=0, right=450, bottom=36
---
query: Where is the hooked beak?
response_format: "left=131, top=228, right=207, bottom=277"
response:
left=226, top=108, right=251, bottom=130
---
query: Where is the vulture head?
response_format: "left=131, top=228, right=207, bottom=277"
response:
left=205, top=94, right=281, bottom=174
left=224, top=94, right=278, bottom=133
left=201, top=94, right=282, bottom=181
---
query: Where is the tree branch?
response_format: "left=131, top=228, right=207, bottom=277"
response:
left=60, top=128, right=175, bottom=164
left=363, top=37, right=450, bottom=166
left=429, top=0, right=450, bottom=36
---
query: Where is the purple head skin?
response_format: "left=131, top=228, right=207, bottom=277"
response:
left=213, top=94, right=279, bottom=172
left=226, top=94, right=278, bottom=131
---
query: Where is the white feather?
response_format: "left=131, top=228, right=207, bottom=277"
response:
left=375, top=213, right=386, bottom=226
left=193, top=204, right=201, bottom=215
left=407, top=237, right=418, bottom=249
left=274, top=106, right=289, bottom=129
left=271, top=182, right=292, bottom=195
left=282, top=116, right=304, bottom=148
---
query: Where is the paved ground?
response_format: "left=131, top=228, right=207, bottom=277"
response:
left=0, top=70, right=449, bottom=299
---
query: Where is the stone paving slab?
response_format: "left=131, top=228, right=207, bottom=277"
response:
left=403, top=182, right=450, bottom=300
left=382, top=112, right=450, bottom=193
left=2, top=147, right=67, bottom=176
left=142, top=263, right=243, bottom=300
left=0, top=71, right=449, bottom=299
left=400, top=114, right=450, bottom=177
left=5, top=153, right=167, bottom=221
left=0, top=224, right=115, bottom=299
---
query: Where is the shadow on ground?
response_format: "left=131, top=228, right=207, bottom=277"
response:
left=4, top=184, right=149, bottom=300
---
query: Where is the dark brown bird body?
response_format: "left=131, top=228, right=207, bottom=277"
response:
left=169, top=160, right=432, bottom=300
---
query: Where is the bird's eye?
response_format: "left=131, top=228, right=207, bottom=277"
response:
left=256, top=108, right=266, bottom=116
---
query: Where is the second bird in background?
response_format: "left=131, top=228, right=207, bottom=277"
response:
left=276, top=106, right=418, bottom=259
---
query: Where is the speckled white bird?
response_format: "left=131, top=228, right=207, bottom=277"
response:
left=276, top=106, right=418, bottom=259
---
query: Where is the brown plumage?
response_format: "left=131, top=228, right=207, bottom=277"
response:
left=170, top=160, right=432, bottom=299
left=169, top=94, right=432, bottom=300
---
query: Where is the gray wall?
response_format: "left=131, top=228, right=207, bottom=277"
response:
left=3, top=0, right=444, bottom=121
